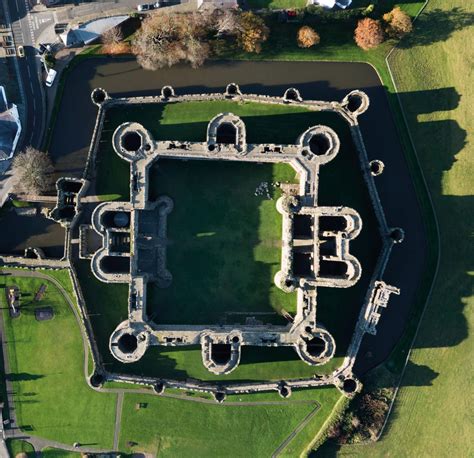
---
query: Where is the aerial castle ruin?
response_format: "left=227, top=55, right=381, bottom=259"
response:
left=71, top=84, right=403, bottom=400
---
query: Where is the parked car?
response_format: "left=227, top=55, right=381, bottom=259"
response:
left=38, top=43, right=52, bottom=55
left=137, top=3, right=152, bottom=11
left=45, top=68, right=57, bottom=87
left=17, top=45, right=25, bottom=58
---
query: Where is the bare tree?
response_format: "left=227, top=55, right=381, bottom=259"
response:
left=214, top=9, right=240, bottom=36
left=102, top=26, right=123, bottom=45
left=186, top=35, right=210, bottom=68
left=132, top=12, right=212, bottom=69
left=12, top=147, right=54, bottom=194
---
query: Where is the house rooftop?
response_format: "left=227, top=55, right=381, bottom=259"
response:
left=0, top=86, right=21, bottom=161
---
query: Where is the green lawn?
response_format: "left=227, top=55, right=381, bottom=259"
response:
left=148, top=159, right=298, bottom=324
left=83, top=99, right=380, bottom=381
left=0, top=272, right=117, bottom=447
left=119, top=387, right=342, bottom=456
left=6, top=439, right=35, bottom=457
left=41, top=449, right=80, bottom=457
left=246, top=0, right=307, bottom=9
left=318, top=0, right=474, bottom=455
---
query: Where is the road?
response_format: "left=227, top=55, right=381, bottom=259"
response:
left=4, top=0, right=183, bottom=154
left=6, top=0, right=44, bottom=150
left=0, top=0, right=160, bottom=204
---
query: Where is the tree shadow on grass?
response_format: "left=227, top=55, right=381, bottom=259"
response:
left=6, top=373, right=44, bottom=382
left=399, top=7, right=474, bottom=49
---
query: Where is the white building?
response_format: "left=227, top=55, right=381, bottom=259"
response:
left=0, top=86, right=21, bottom=161
left=60, top=15, right=129, bottom=47
left=308, top=0, right=352, bottom=8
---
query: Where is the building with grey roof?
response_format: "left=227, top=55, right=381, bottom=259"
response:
left=0, top=86, right=21, bottom=161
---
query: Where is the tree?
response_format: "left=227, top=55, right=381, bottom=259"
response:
left=357, top=393, right=388, bottom=430
left=12, top=147, right=54, bottom=194
left=132, top=12, right=212, bottom=69
left=236, top=12, right=269, bottom=53
left=214, top=9, right=240, bottom=36
left=383, top=7, right=413, bottom=38
left=297, top=26, right=320, bottom=48
left=354, top=17, right=384, bottom=50
left=43, top=53, right=56, bottom=69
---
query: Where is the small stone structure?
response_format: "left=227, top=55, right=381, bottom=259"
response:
left=49, top=177, right=87, bottom=228
left=365, top=281, right=400, bottom=335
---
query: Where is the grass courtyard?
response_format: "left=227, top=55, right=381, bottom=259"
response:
left=148, top=159, right=298, bottom=325
left=83, top=99, right=380, bottom=381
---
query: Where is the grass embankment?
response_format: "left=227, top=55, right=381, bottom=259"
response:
left=84, top=99, right=379, bottom=382
left=318, top=0, right=474, bottom=454
left=220, top=1, right=423, bottom=89
left=0, top=271, right=117, bottom=447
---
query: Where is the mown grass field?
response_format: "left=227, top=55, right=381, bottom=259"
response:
left=41, top=449, right=81, bottom=457
left=86, top=99, right=379, bottom=382
left=0, top=272, right=117, bottom=447
left=119, top=387, right=342, bottom=456
left=318, top=0, right=474, bottom=455
left=148, top=159, right=298, bottom=324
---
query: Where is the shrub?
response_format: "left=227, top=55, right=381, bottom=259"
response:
left=297, top=26, right=320, bottom=48
left=44, top=53, right=56, bottom=69
left=383, top=7, right=413, bottom=38
left=306, top=4, right=363, bottom=22
left=354, top=17, right=384, bottom=50
left=358, top=393, right=388, bottom=430
left=102, top=26, right=123, bottom=45
left=236, top=12, right=269, bottom=53
left=363, top=4, right=375, bottom=16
